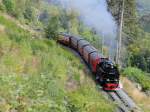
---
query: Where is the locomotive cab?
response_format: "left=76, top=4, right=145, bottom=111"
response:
left=96, top=60, right=120, bottom=90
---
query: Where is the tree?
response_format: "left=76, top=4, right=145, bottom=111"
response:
left=45, top=16, right=60, bottom=39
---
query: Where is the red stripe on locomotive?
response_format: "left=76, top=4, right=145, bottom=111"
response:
left=104, top=83, right=119, bottom=90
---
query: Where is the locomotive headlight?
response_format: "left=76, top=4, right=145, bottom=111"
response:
left=106, top=79, right=110, bottom=81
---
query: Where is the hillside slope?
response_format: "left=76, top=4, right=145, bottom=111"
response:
left=0, top=13, right=116, bottom=112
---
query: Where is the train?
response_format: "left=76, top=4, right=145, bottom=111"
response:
left=57, top=33, right=120, bottom=90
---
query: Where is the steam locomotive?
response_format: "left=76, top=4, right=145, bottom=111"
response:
left=58, top=33, right=120, bottom=90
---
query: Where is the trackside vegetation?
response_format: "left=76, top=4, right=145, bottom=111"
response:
left=123, top=67, right=150, bottom=91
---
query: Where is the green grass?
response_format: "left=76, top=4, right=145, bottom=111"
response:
left=123, top=67, right=150, bottom=91
left=0, top=14, right=116, bottom=112
left=67, top=85, right=115, bottom=112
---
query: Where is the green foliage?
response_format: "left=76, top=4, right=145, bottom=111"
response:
left=0, top=0, right=39, bottom=22
left=45, top=16, right=60, bottom=39
left=23, top=6, right=34, bottom=21
left=0, top=2, right=5, bottom=11
left=67, top=85, right=115, bottom=112
left=123, top=0, right=150, bottom=71
left=107, top=0, right=139, bottom=43
left=44, top=5, right=101, bottom=44
left=108, top=0, right=150, bottom=73
left=2, top=0, right=15, bottom=15
left=123, top=67, right=150, bottom=91
left=127, top=32, right=150, bottom=72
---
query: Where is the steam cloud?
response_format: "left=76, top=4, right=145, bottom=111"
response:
left=55, top=0, right=117, bottom=59
left=57, top=0, right=117, bottom=35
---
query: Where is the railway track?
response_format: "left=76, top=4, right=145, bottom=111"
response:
left=107, top=89, right=141, bottom=112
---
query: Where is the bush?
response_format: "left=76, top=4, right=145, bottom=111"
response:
left=123, top=67, right=150, bottom=91
left=2, top=0, right=15, bottom=15
left=0, top=2, right=5, bottom=11
left=23, top=7, right=34, bottom=21
left=45, top=16, right=60, bottom=39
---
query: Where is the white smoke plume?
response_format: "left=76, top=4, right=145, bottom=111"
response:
left=54, top=0, right=117, bottom=58
left=57, top=0, right=117, bottom=35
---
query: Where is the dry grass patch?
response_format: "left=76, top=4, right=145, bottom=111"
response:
left=121, top=77, right=150, bottom=112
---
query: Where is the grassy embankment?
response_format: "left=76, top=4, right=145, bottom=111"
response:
left=0, top=14, right=116, bottom=112
left=123, top=67, right=150, bottom=91
left=122, top=67, right=150, bottom=112
left=121, top=77, right=150, bottom=112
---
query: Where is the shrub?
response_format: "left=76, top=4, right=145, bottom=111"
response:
left=2, top=0, right=15, bottom=15
left=0, top=2, right=5, bottom=11
left=123, top=67, right=150, bottom=91
left=23, top=7, right=34, bottom=21
left=45, top=16, right=60, bottom=39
